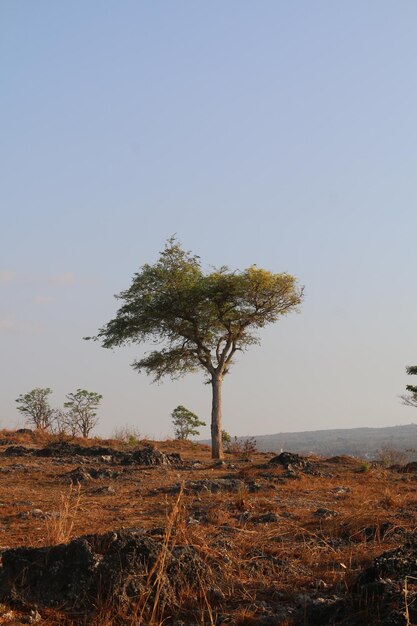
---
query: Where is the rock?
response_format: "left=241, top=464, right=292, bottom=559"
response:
left=88, top=486, right=116, bottom=495
left=331, top=486, right=351, bottom=495
left=238, top=511, right=279, bottom=524
left=180, top=478, right=246, bottom=494
left=35, top=442, right=123, bottom=458
left=63, top=467, right=120, bottom=484
left=0, top=529, right=209, bottom=618
left=3, top=446, right=31, bottom=457
left=254, top=512, right=280, bottom=524
left=314, top=508, right=338, bottom=519
left=121, top=445, right=182, bottom=466
left=402, top=462, right=417, bottom=473
left=269, top=451, right=308, bottom=469
left=17, top=509, right=46, bottom=520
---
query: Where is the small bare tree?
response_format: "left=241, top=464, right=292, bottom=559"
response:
left=50, top=408, right=80, bottom=437
left=64, top=389, right=102, bottom=438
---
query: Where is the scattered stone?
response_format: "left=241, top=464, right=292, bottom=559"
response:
left=179, top=478, right=246, bottom=494
left=17, top=509, right=46, bottom=520
left=314, top=508, right=338, bottom=519
left=238, top=511, right=280, bottom=524
left=121, top=445, right=182, bottom=466
left=3, top=446, right=31, bottom=457
left=88, top=486, right=116, bottom=496
left=282, top=468, right=301, bottom=479
left=254, top=512, right=280, bottom=524
left=331, top=486, right=351, bottom=495
left=63, top=467, right=120, bottom=484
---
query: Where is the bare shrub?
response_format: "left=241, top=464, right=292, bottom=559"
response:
left=228, top=436, right=258, bottom=460
left=374, top=445, right=416, bottom=467
left=112, top=425, right=142, bottom=446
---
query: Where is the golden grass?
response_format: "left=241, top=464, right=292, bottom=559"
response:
left=44, top=484, right=82, bottom=545
left=0, top=436, right=416, bottom=624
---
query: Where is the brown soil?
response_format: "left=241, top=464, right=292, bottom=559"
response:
left=0, top=429, right=415, bottom=625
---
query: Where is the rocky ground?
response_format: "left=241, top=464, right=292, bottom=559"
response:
left=0, top=431, right=416, bottom=625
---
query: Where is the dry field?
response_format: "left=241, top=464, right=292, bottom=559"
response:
left=0, top=430, right=416, bottom=625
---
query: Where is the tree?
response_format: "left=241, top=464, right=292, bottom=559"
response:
left=400, top=366, right=417, bottom=408
left=64, top=389, right=102, bottom=437
left=50, top=408, right=73, bottom=436
left=15, top=388, right=53, bottom=430
left=222, top=429, right=232, bottom=451
left=88, top=238, right=303, bottom=458
left=171, top=405, right=206, bottom=440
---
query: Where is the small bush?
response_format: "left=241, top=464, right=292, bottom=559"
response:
left=357, top=462, right=371, bottom=473
left=113, top=425, right=142, bottom=446
left=228, top=436, right=258, bottom=460
left=374, top=445, right=416, bottom=467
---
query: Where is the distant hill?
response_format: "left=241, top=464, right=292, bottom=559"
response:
left=204, top=423, right=417, bottom=458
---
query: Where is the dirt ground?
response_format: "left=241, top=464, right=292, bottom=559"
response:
left=0, top=430, right=416, bottom=625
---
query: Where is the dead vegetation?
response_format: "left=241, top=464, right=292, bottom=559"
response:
left=0, top=430, right=416, bottom=624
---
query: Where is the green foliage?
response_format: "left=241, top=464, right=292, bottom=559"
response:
left=15, top=388, right=53, bottom=430
left=88, top=237, right=303, bottom=457
left=221, top=430, right=232, bottom=449
left=90, top=238, right=303, bottom=382
left=64, top=389, right=103, bottom=437
left=171, top=405, right=206, bottom=440
left=401, top=366, right=417, bottom=408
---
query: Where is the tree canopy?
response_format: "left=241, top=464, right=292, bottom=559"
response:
left=15, top=388, right=53, bottom=430
left=171, top=405, right=206, bottom=440
left=64, top=389, right=102, bottom=438
left=89, top=238, right=303, bottom=457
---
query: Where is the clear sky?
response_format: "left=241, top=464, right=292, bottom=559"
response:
left=2, top=1, right=417, bottom=440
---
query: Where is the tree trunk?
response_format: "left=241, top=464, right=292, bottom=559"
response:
left=211, top=375, right=223, bottom=459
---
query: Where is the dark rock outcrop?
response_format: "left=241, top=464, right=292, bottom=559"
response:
left=120, top=445, right=181, bottom=466
left=0, top=529, right=209, bottom=618
left=268, top=451, right=308, bottom=469
left=3, top=446, right=31, bottom=456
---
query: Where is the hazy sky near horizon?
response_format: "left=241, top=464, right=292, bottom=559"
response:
left=2, top=1, right=417, bottom=440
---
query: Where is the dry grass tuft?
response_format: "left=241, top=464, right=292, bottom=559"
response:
left=44, top=484, right=82, bottom=545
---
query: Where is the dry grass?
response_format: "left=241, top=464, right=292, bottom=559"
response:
left=44, top=484, right=82, bottom=545
left=0, top=435, right=416, bottom=624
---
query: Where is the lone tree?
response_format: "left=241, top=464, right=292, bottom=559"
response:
left=400, top=366, right=417, bottom=408
left=171, top=405, right=206, bottom=440
left=88, top=238, right=303, bottom=458
left=15, top=388, right=53, bottom=430
left=64, top=389, right=102, bottom=437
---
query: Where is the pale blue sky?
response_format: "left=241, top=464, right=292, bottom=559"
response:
left=2, top=1, right=417, bottom=439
